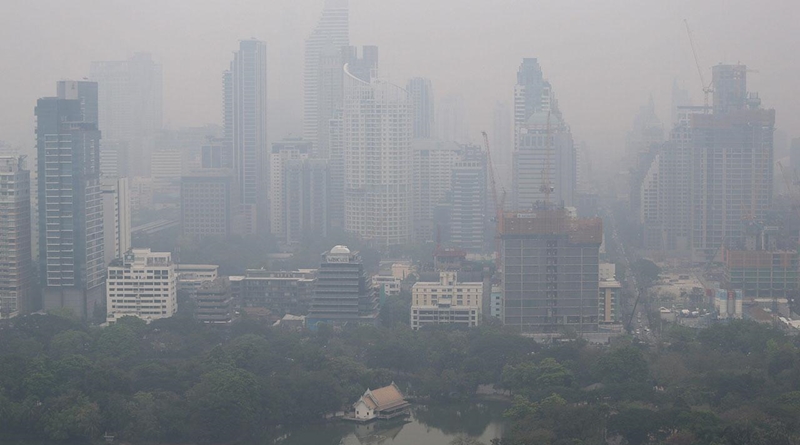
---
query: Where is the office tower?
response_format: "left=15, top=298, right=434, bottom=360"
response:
left=101, top=177, right=131, bottom=266
left=90, top=53, right=162, bottom=177
left=492, top=101, right=513, bottom=190
left=284, top=158, right=329, bottom=244
left=501, top=210, right=603, bottom=336
left=411, top=139, right=460, bottom=242
left=307, top=245, right=378, bottom=328
left=514, top=58, right=551, bottom=149
left=36, top=81, right=104, bottom=319
left=181, top=169, right=237, bottom=238
left=106, top=248, right=177, bottom=324
left=691, top=64, right=774, bottom=260
left=0, top=156, right=32, bottom=316
left=450, top=146, right=488, bottom=252
left=410, top=271, right=482, bottom=330
left=230, top=268, right=317, bottom=316
left=342, top=50, right=412, bottom=245
left=224, top=39, right=268, bottom=235
left=437, top=94, right=469, bottom=143
left=407, top=77, right=435, bottom=139
left=512, top=110, right=576, bottom=209
left=303, top=0, right=350, bottom=152
left=269, top=139, right=312, bottom=240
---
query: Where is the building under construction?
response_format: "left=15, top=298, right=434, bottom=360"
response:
left=500, top=208, right=603, bottom=336
left=722, top=226, right=798, bottom=300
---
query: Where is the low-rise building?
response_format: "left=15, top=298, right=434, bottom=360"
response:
left=229, top=268, right=317, bottom=316
left=107, top=248, right=177, bottom=324
left=352, top=383, right=410, bottom=421
left=195, top=277, right=233, bottom=324
left=599, top=278, right=622, bottom=324
left=176, top=264, right=219, bottom=295
left=410, top=271, right=482, bottom=330
left=372, top=275, right=402, bottom=297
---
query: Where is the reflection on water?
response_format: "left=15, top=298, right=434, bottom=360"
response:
left=275, top=401, right=509, bottom=445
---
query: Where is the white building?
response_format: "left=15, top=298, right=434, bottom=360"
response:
left=410, top=272, right=482, bottom=330
left=106, top=248, right=177, bottom=323
left=176, top=264, right=219, bottom=295
left=269, top=139, right=312, bottom=240
left=411, top=139, right=460, bottom=242
left=372, top=275, right=402, bottom=297
left=101, top=177, right=131, bottom=266
left=343, top=62, right=412, bottom=245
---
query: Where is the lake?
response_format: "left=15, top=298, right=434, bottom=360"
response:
left=274, top=400, right=510, bottom=445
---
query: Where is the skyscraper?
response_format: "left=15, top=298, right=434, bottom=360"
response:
left=303, top=0, right=350, bottom=153
left=437, top=94, right=469, bottom=143
left=101, top=177, right=131, bottom=266
left=450, top=146, right=488, bottom=252
left=283, top=158, right=329, bottom=245
left=224, top=40, right=268, bottom=235
left=269, top=138, right=312, bottom=240
left=180, top=170, right=238, bottom=239
left=342, top=49, right=412, bottom=245
left=0, top=156, right=32, bottom=316
left=90, top=53, right=163, bottom=178
left=407, top=77, right=435, bottom=139
left=411, top=139, right=460, bottom=242
left=514, top=58, right=549, bottom=149
left=36, top=81, right=104, bottom=318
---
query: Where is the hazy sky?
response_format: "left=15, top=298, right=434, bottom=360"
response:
left=3, top=0, right=798, bottom=166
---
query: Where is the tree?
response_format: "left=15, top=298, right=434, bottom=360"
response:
left=592, top=345, right=649, bottom=384
left=186, top=368, right=263, bottom=442
left=41, top=391, right=101, bottom=441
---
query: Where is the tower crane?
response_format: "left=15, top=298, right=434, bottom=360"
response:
left=684, top=19, right=713, bottom=110
left=482, top=131, right=505, bottom=274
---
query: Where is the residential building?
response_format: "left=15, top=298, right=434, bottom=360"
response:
left=180, top=169, right=237, bottom=238
left=90, top=53, right=162, bottom=177
left=410, top=271, right=482, bottom=330
left=407, top=77, right=435, bottom=139
left=342, top=51, right=412, bottom=245
left=501, top=209, right=603, bottom=336
left=224, top=39, right=268, bottom=235
left=411, top=139, right=460, bottom=242
left=269, top=139, right=311, bottom=240
left=450, top=146, right=488, bottom=252
left=283, top=158, right=329, bottom=244
left=0, top=156, right=33, bottom=316
left=372, top=275, right=402, bottom=298
left=229, top=268, right=317, bottom=316
left=106, top=248, right=177, bottom=323
left=307, top=246, right=378, bottom=327
left=36, top=81, right=105, bottom=319
left=101, top=177, right=131, bottom=266
left=195, top=277, right=233, bottom=324
left=599, top=278, right=622, bottom=324
left=303, top=0, right=350, bottom=153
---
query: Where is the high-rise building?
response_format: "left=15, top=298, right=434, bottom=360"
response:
left=90, top=53, right=162, bottom=177
left=342, top=50, right=412, bottom=245
left=101, top=177, right=131, bottom=266
left=450, top=146, right=488, bottom=252
left=106, top=248, right=177, bottom=324
left=514, top=58, right=550, bottom=149
left=283, top=158, right=329, bottom=244
left=411, top=139, right=460, bottom=242
left=501, top=210, right=603, bottom=336
left=0, top=156, right=33, bottom=316
left=437, top=94, right=469, bottom=143
left=180, top=169, right=237, bottom=238
left=269, top=139, right=312, bottom=240
left=307, top=246, right=378, bottom=328
left=303, top=0, right=350, bottom=152
left=407, top=77, right=435, bottom=139
left=36, top=81, right=105, bottom=319
left=224, top=39, right=268, bottom=235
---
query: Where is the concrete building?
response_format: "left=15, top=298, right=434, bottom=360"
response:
left=372, top=275, right=402, bottom=298
left=303, top=0, right=350, bottom=152
left=0, top=156, right=33, bottom=316
left=501, top=209, right=603, bottom=336
left=36, top=81, right=105, bottom=319
left=722, top=229, right=798, bottom=300
left=106, top=248, right=177, bottom=323
left=283, top=158, right=329, bottom=244
left=599, top=263, right=616, bottom=281
left=269, top=139, right=311, bottom=240
left=342, top=53, right=412, bottom=245
left=411, top=139, right=460, bottom=242
left=195, top=277, right=233, bottom=324
left=492, top=101, right=513, bottom=192
left=176, top=264, right=219, bottom=295
left=626, top=97, right=664, bottom=215
left=180, top=169, right=237, bottom=238
left=450, top=146, right=488, bottom=252
left=101, top=177, right=131, bottom=266
left=307, top=246, right=378, bottom=327
left=514, top=58, right=550, bottom=150
left=407, top=77, right=435, bottom=139
left=229, top=268, right=317, bottom=316
left=224, top=39, right=268, bottom=235
left=410, top=271, right=482, bottom=330
left=90, top=53, right=162, bottom=178
left=599, top=278, right=622, bottom=325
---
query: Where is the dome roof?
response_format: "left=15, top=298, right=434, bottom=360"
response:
left=330, top=245, right=351, bottom=254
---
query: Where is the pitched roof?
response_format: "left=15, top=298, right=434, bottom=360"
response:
left=355, top=382, right=408, bottom=411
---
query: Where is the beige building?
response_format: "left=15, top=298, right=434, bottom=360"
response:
left=106, top=248, right=177, bottom=324
left=599, top=279, right=622, bottom=324
left=410, top=272, right=482, bottom=330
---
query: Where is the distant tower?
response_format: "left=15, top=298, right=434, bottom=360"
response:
left=0, top=156, right=33, bottom=316
left=224, top=40, right=268, bottom=235
left=90, top=53, right=163, bottom=178
left=514, top=58, right=547, bottom=150
left=437, top=94, right=469, bottom=143
left=492, top=101, right=513, bottom=191
left=407, top=77, right=435, bottom=139
left=303, top=0, right=350, bottom=153
left=36, top=81, right=105, bottom=319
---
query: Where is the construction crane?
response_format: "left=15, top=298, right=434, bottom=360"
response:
left=684, top=19, right=713, bottom=110
left=539, top=111, right=554, bottom=206
left=482, top=131, right=505, bottom=274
